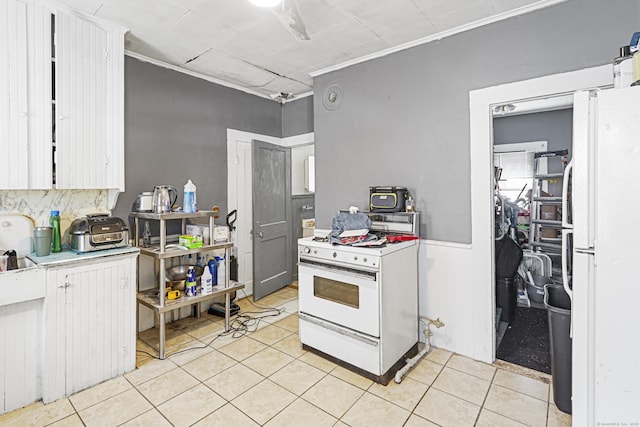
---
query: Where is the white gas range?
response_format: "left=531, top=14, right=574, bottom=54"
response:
left=297, top=212, right=420, bottom=384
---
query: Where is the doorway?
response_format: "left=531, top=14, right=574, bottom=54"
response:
left=227, top=129, right=314, bottom=299
left=492, top=129, right=570, bottom=373
left=469, top=64, right=612, bottom=421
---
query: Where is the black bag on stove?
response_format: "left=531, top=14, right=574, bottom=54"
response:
left=494, top=236, right=522, bottom=278
left=369, top=186, right=409, bottom=212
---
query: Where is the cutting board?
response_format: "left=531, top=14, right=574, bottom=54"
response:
left=0, top=214, right=35, bottom=258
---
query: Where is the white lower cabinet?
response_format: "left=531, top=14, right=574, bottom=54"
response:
left=0, top=299, right=44, bottom=415
left=43, top=254, right=137, bottom=403
left=0, top=265, right=46, bottom=415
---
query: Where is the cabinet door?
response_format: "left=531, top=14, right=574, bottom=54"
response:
left=0, top=0, right=30, bottom=188
left=55, top=10, right=125, bottom=190
left=0, top=299, right=43, bottom=415
left=43, top=256, right=136, bottom=402
left=28, top=2, right=54, bottom=189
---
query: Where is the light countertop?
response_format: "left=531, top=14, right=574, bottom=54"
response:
left=27, top=246, right=139, bottom=267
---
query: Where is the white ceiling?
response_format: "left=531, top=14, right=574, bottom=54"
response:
left=52, top=0, right=559, bottom=100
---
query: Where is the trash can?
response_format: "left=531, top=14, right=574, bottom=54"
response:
left=496, top=276, right=516, bottom=324
left=544, top=284, right=572, bottom=414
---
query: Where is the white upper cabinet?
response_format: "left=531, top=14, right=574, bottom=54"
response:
left=0, top=0, right=30, bottom=189
left=0, top=1, right=126, bottom=199
left=54, top=9, right=126, bottom=192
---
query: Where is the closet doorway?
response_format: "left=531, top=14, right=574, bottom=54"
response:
left=492, top=109, right=573, bottom=374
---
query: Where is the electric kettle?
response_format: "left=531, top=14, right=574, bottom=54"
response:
left=152, top=185, right=177, bottom=213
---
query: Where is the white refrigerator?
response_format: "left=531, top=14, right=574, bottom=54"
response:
left=566, top=86, right=640, bottom=426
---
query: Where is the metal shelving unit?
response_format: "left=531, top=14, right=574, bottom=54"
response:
left=131, top=211, right=243, bottom=359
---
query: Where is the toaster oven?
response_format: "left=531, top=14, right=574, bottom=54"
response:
left=69, top=214, right=129, bottom=253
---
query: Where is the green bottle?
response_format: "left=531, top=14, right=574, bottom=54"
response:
left=50, top=210, right=62, bottom=252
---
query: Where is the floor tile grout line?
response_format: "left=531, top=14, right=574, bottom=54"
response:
left=489, top=381, right=550, bottom=405
left=65, top=374, right=146, bottom=425
left=472, top=365, right=499, bottom=426
left=365, top=378, right=429, bottom=414
left=309, top=379, right=368, bottom=425
left=491, top=371, right=551, bottom=403
left=416, top=356, right=504, bottom=425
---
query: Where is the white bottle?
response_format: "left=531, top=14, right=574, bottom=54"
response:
left=201, top=266, right=213, bottom=295
left=183, top=179, right=197, bottom=213
left=614, top=45, right=634, bottom=88
left=217, top=256, right=226, bottom=287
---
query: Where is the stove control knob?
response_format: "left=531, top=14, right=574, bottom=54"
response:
left=332, top=252, right=337, bottom=258
left=363, top=258, right=367, bottom=263
left=354, top=256, right=358, bottom=261
left=303, top=247, right=311, bottom=254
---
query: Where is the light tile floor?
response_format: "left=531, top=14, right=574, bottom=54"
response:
left=0, top=286, right=572, bottom=426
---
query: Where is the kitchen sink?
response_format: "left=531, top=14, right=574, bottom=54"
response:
left=0, top=259, right=45, bottom=307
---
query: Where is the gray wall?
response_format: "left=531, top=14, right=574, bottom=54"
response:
left=494, top=109, right=573, bottom=154
left=114, top=57, right=283, bottom=230
left=282, top=96, right=314, bottom=138
left=313, top=0, right=639, bottom=242
left=494, top=109, right=573, bottom=196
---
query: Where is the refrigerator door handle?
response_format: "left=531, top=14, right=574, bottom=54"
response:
left=561, top=228, right=573, bottom=302
left=561, top=159, right=574, bottom=229
left=575, top=247, right=595, bottom=255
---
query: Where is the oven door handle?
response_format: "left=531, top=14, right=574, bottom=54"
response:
left=299, top=313, right=379, bottom=347
left=298, top=260, right=377, bottom=281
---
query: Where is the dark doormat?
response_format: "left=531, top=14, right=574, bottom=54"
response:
left=496, top=306, right=551, bottom=374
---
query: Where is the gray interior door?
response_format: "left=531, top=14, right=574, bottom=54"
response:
left=252, top=140, right=292, bottom=300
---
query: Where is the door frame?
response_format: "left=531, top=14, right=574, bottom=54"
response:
left=469, top=64, right=611, bottom=424
left=227, top=129, right=314, bottom=297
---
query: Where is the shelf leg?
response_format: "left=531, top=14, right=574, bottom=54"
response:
left=224, top=291, right=230, bottom=332
left=159, top=312, right=166, bottom=359
left=224, top=246, right=231, bottom=332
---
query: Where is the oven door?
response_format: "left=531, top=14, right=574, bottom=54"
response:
left=298, top=258, right=380, bottom=337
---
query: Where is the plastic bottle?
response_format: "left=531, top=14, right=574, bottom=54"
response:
left=183, top=179, right=197, bottom=213
left=201, top=265, right=213, bottom=295
left=405, top=196, right=415, bottom=212
left=613, top=45, right=633, bottom=88
left=142, top=221, right=151, bottom=247
left=631, top=32, right=640, bottom=85
left=208, top=257, right=218, bottom=286
left=50, top=210, right=62, bottom=253
left=217, top=255, right=226, bottom=287
left=185, top=266, right=197, bottom=297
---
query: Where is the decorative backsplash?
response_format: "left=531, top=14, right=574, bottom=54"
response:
left=0, top=190, right=109, bottom=236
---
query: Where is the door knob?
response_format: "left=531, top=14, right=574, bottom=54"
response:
left=257, top=231, right=264, bottom=238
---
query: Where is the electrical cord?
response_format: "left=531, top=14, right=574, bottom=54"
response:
left=136, top=289, right=289, bottom=360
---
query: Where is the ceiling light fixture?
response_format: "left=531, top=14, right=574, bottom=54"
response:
left=248, top=0, right=282, bottom=7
